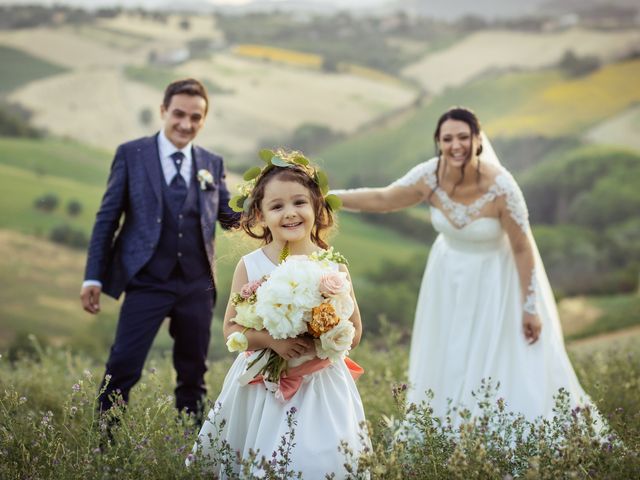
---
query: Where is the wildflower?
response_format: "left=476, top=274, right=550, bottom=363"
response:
left=72, top=383, right=81, bottom=392
left=18, top=396, right=27, bottom=404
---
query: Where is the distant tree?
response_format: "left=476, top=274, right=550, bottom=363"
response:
left=321, top=56, right=339, bottom=73
left=66, top=199, right=82, bottom=217
left=95, top=8, right=121, bottom=19
left=457, top=14, right=487, bottom=31
left=139, top=107, right=153, bottom=126
left=0, top=103, right=43, bottom=138
left=288, top=123, right=345, bottom=153
left=558, top=50, right=600, bottom=78
left=34, top=193, right=59, bottom=213
left=151, top=12, right=168, bottom=24
left=49, top=224, right=88, bottom=249
left=179, top=17, right=191, bottom=31
left=188, top=38, right=214, bottom=59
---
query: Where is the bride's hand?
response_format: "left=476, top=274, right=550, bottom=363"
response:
left=522, top=313, right=542, bottom=344
left=270, top=337, right=314, bottom=360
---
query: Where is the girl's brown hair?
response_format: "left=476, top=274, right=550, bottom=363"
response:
left=241, top=165, right=334, bottom=249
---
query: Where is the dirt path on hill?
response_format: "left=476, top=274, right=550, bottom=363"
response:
left=567, top=324, right=640, bottom=352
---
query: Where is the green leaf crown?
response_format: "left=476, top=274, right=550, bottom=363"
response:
left=229, top=148, right=342, bottom=213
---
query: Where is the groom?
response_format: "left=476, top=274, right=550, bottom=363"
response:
left=80, top=78, right=240, bottom=419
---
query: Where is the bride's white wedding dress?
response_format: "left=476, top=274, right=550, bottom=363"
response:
left=394, top=157, right=593, bottom=422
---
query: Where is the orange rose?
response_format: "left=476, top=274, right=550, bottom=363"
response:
left=308, top=303, right=340, bottom=338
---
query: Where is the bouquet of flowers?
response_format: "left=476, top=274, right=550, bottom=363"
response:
left=225, top=248, right=355, bottom=384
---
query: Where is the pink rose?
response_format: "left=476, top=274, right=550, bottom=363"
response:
left=319, top=272, right=348, bottom=296
left=240, top=279, right=263, bottom=299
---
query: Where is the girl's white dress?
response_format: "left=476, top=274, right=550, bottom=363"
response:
left=189, top=249, right=368, bottom=478
left=394, top=158, right=594, bottom=422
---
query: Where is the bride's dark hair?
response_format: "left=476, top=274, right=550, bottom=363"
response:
left=430, top=106, right=483, bottom=200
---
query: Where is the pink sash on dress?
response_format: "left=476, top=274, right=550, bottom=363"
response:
left=249, top=357, right=364, bottom=401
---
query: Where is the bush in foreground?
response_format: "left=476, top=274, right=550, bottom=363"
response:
left=0, top=336, right=638, bottom=479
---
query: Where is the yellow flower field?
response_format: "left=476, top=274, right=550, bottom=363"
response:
left=233, top=44, right=323, bottom=69
left=486, top=59, right=640, bottom=136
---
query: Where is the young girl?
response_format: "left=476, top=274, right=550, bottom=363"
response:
left=188, top=153, right=369, bottom=477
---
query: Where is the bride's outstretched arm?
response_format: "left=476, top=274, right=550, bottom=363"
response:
left=330, top=184, right=425, bottom=212
left=330, top=160, right=434, bottom=212
left=498, top=174, right=542, bottom=344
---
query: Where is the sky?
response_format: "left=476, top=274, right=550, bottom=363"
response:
left=0, top=0, right=551, bottom=19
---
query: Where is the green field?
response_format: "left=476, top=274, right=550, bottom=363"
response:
left=0, top=136, right=426, bottom=355
left=319, top=60, right=640, bottom=187
left=0, top=136, right=111, bottom=185
left=0, top=45, right=67, bottom=93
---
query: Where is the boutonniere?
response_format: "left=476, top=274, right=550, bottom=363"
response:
left=197, top=169, right=215, bottom=190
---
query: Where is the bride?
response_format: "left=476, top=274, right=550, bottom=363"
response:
left=332, top=106, right=594, bottom=421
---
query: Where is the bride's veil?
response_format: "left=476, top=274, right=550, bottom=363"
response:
left=479, top=132, right=565, bottom=340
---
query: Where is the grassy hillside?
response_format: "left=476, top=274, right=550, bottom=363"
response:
left=0, top=45, right=66, bottom=93
left=320, top=59, right=640, bottom=187
left=0, top=136, right=426, bottom=354
left=0, top=136, right=111, bottom=185
left=1, top=25, right=416, bottom=159
left=487, top=59, right=640, bottom=136
left=403, top=28, right=640, bottom=94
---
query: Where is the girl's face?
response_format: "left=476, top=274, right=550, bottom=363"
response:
left=437, top=119, right=479, bottom=169
left=260, top=178, right=316, bottom=245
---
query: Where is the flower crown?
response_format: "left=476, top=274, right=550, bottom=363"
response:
left=229, top=148, right=342, bottom=213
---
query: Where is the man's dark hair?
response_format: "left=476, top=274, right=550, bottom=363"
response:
left=162, top=78, right=209, bottom=113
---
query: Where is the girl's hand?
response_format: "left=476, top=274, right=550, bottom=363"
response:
left=523, top=312, right=542, bottom=344
left=270, top=337, right=314, bottom=360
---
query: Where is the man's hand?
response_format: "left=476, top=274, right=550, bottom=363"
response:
left=80, top=285, right=102, bottom=314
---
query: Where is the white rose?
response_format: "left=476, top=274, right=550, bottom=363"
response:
left=316, top=319, right=355, bottom=362
left=329, top=293, right=354, bottom=321
left=234, top=303, right=263, bottom=330
left=255, top=259, right=323, bottom=339
left=261, top=303, right=307, bottom=339
left=226, top=331, right=249, bottom=352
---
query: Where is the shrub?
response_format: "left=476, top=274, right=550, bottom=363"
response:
left=49, top=224, right=88, bottom=249
left=66, top=199, right=83, bottom=217
left=34, top=193, right=59, bottom=212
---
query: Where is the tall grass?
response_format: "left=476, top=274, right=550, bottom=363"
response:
left=1, top=334, right=638, bottom=479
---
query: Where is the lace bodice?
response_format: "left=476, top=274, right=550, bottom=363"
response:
left=391, top=157, right=529, bottom=233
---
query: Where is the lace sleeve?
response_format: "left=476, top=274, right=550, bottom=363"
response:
left=495, top=172, right=530, bottom=234
left=496, top=172, right=538, bottom=315
left=390, top=157, right=438, bottom=189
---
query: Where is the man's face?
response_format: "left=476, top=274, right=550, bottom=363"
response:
left=160, top=93, right=207, bottom=149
